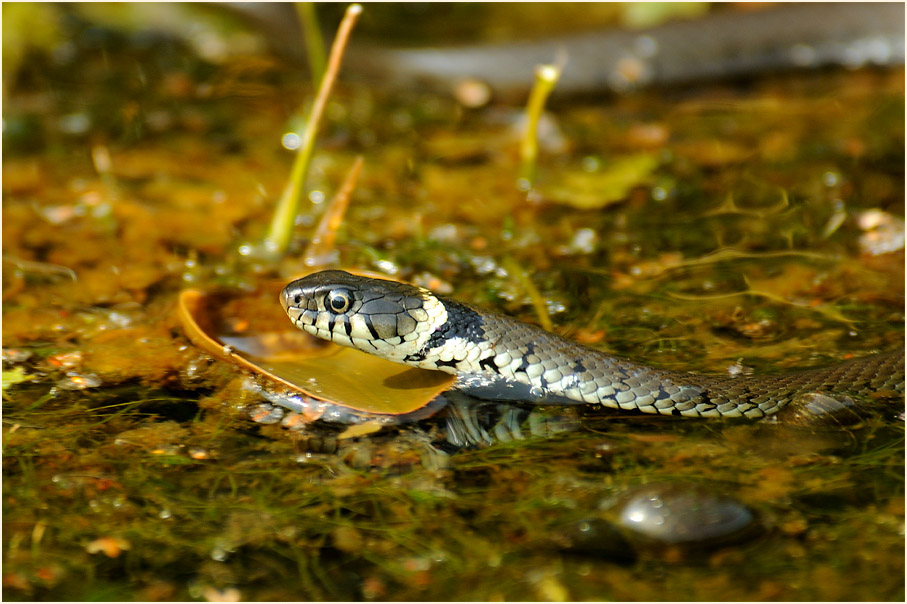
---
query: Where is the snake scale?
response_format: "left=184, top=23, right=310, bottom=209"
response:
left=281, top=271, right=904, bottom=419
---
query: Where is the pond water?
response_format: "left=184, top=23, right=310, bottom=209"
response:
left=3, top=4, right=904, bottom=601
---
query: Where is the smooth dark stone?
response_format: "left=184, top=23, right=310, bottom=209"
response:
left=613, top=484, right=757, bottom=548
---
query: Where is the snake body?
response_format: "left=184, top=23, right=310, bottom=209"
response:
left=281, top=271, right=904, bottom=419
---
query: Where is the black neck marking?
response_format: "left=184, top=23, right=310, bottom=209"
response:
left=424, top=299, right=487, bottom=350
left=403, top=299, right=486, bottom=364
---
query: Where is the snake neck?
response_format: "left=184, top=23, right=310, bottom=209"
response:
left=399, top=298, right=705, bottom=414
left=402, top=298, right=904, bottom=419
left=400, top=299, right=494, bottom=371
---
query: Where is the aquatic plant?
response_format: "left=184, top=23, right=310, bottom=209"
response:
left=518, top=63, right=562, bottom=191
left=260, top=4, right=362, bottom=256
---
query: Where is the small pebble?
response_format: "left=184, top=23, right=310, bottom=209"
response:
left=773, top=392, right=861, bottom=426
left=2, top=348, right=33, bottom=364
left=248, top=403, right=284, bottom=424
left=856, top=209, right=905, bottom=255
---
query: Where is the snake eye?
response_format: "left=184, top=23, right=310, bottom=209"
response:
left=326, top=289, right=351, bottom=314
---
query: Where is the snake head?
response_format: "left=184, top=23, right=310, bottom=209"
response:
left=280, top=270, right=448, bottom=365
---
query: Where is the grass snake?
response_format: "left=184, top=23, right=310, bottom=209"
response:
left=281, top=271, right=904, bottom=419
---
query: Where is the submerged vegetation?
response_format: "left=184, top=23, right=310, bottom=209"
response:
left=3, top=3, right=904, bottom=601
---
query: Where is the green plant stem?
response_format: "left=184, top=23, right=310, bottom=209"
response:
left=263, top=3, right=362, bottom=254
left=502, top=257, right=554, bottom=332
left=296, top=2, right=326, bottom=87
left=302, top=155, right=364, bottom=269
left=518, top=64, right=561, bottom=190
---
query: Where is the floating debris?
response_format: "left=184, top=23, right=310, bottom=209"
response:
left=55, top=371, right=102, bottom=391
left=187, top=447, right=214, bottom=460
left=856, top=209, right=905, bottom=256
left=2, top=348, right=33, bottom=364
left=85, top=536, right=131, bottom=558
left=540, top=153, right=660, bottom=209
left=2, top=366, right=34, bottom=390
left=201, top=587, right=242, bottom=602
left=248, top=403, right=285, bottom=425
left=337, top=421, right=385, bottom=440
left=47, top=351, right=84, bottom=369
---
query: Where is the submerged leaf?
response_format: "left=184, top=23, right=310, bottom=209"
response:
left=541, top=153, right=660, bottom=209
left=337, top=421, right=385, bottom=440
left=2, top=366, right=33, bottom=390
left=178, top=274, right=454, bottom=415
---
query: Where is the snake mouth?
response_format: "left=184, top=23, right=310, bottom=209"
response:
left=278, top=287, right=290, bottom=312
left=279, top=283, right=314, bottom=332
